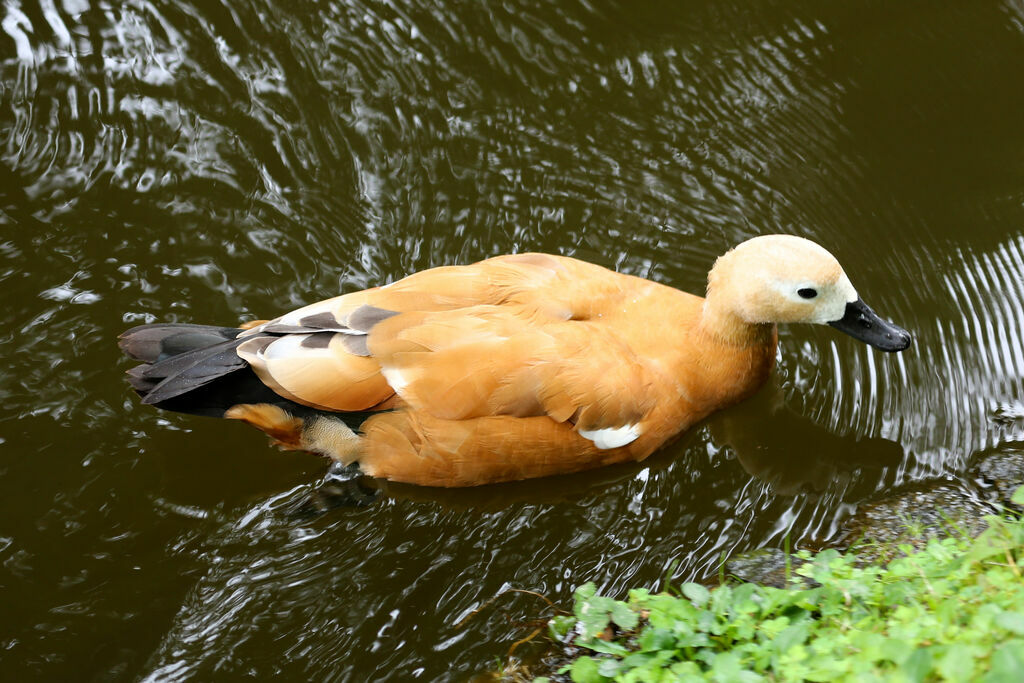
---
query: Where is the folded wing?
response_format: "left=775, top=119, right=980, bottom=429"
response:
left=236, top=254, right=664, bottom=448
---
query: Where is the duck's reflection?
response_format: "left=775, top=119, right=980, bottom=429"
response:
left=709, top=381, right=903, bottom=496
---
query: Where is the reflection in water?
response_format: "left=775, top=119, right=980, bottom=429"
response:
left=711, top=381, right=903, bottom=497
left=4, top=0, right=1024, bottom=679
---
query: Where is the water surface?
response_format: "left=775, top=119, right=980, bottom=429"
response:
left=3, top=0, right=1024, bottom=679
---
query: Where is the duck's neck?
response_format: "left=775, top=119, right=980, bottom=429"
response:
left=697, top=298, right=776, bottom=348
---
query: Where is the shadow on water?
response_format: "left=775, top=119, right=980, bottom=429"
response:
left=3, top=0, right=1024, bottom=679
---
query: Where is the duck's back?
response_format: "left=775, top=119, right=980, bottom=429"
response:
left=124, top=253, right=776, bottom=486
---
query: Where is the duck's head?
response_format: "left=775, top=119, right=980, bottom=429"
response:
left=705, top=234, right=912, bottom=352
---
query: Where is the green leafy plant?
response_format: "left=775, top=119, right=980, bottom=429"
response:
left=553, top=487, right=1024, bottom=682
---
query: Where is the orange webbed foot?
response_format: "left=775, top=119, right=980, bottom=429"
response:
left=225, top=403, right=306, bottom=450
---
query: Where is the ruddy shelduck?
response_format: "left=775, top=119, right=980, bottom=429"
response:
left=120, top=235, right=911, bottom=487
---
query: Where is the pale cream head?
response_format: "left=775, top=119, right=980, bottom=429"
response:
left=706, top=234, right=860, bottom=325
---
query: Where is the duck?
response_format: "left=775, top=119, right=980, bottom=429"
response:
left=119, top=235, right=911, bottom=487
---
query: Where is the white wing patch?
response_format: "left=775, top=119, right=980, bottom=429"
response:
left=380, top=366, right=410, bottom=395
left=578, top=424, right=641, bottom=449
left=262, top=334, right=329, bottom=359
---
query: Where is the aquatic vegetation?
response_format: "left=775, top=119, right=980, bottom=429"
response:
left=546, top=488, right=1024, bottom=682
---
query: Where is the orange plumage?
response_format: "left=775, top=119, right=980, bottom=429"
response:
left=120, top=236, right=910, bottom=487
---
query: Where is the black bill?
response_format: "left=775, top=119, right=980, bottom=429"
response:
left=829, top=299, right=912, bottom=352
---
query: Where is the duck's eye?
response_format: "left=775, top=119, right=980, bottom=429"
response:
left=797, top=288, right=818, bottom=299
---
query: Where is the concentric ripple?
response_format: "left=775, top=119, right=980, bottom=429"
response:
left=4, top=0, right=1024, bottom=679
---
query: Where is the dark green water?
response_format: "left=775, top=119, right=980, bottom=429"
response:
left=3, top=0, right=1024, bottom=679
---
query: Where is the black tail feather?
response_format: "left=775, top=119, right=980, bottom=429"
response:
left=146, top=365, right=317, bottom=419
left=118, top=323, right=242, bottom=362
left=120, top=323, right=272, bottom=416
left=120, top=323, right=376, bottom=426
left=138, top=340, right=249, bottom=405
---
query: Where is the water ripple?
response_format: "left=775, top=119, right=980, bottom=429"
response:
left=5, top=0, right=1024, bottom=680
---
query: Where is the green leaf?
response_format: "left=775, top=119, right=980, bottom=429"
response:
left=577, top=596, right=616, bottom=640
left=611, top=601, right=639, bottom=631
left=583, top=638, right=630, bottom=656
left=966, top=521, right=1015, bottom=564
left=709, top=651, right=742, bottom=678
left=879, top=636, right=915, bottom=664
left=1011, top=486, right=1024, bottom=506
left=758, top=615, right=791, bottom=639
left=637, top=627, right=675, bottom=651
left=901, top=646, right=932, bottom=682
left=597, top=658, right=622, bottom=677
left=773, top=621, right=810, bottom=654
left=936, top=643, right=978, bottom=681
left=575, top=582, right=597, bottom=601
left=682, top=582, right=710, bottom=607
left=984, top=640, right=1024, bottom=683
left=618, top=651, right=658, bottom=671
left=997, top=612, right=1024, bottom=635
left=549, top=615, right=576, bottom=640
left=569, top=656, right=606, bottom=683
left=664, top=661, right=704, bottom=682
